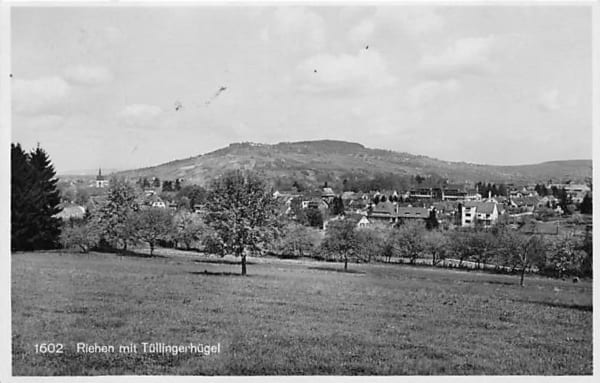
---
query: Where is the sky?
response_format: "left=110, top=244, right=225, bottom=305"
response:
left=10, top=4, right=593, bottom=173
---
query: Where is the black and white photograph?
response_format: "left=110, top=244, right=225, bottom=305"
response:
left=2, top=0, right=596, bottom=378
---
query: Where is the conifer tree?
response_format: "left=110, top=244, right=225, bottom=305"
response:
left=11, top=143, right=62, bottom=250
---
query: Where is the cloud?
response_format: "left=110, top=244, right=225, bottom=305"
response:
left=64, top=65, right=113, bottom=86
left=377, top=7, right=445, bottom=36
left=104, top=26, right=122, bottom=44
left=538, top=89, right=560, bottom=111
left=407, top=79, right=461, bottom=108
left=12, top=76, right=70, bottom=115
left=119, top=104, right=163, bottom=128
left=348, top=7, right=444, bottom=45
left=296, top=49, right=396, bottom=93
left=348, top=19, right=376, bottom=44
left=260, top=7, right=326, bottom=53
left=419, top=36, right=496, bottom=78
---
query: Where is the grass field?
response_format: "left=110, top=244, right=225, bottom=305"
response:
left=12, top=250, right=592, bottom=375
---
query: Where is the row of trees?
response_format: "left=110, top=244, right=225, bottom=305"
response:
left=314, top=218, right=592, bottom=285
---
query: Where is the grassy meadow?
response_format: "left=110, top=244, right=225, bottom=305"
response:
left=12, top=250, right=592, bottom=375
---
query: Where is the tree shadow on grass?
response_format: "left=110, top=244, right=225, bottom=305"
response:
left=188, top=270, right=250, bottom=277
left=513, top=299, right=592, bottom=312
left=194, top=258, right=255, bottom=265
left=116, top=250, right=167, bottom=259
left=307, top=266, right=366, bottom=275
left=461, top=279, right=516, bottom=286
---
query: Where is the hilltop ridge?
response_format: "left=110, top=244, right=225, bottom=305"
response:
left=115, top=140, right=592, bottom=187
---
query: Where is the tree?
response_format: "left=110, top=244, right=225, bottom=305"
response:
left=60, top=218, right=101, bottom=253
left=176, top=184, right=207, bottom=210
left=172, top=210, right=205, bottom=250
left=355, top=226, right=387, bottom=263
left=162, top=180, right=173, bottom=192
left=425, top=209, right=439, bottom=230
left=204, top=170, right=280, bottom=275
left=330, top=196, right=345, bottom=216
left=389, top=220, right=426, bottom=264
left=274, top=222, right=319, bottom=258
left=320, top=217, right=362, bottom=271
left=97, top=178, right=140, bottom=251
left=289, top=197, right=308, bottom=225
left=133, top=208, right=173, bottom=256
left=174, top=178, right=182, bottom=191
left=306, top=207, right=323, bottom=228
left=152, top=177, right=161, bottom=188
left=423, top=230, right=449, bottom=266
left=498, top=231, right=546, bottom=286
left=579, top=194, right=592, bottom=214
left=11, top=143, right=62, bottom=251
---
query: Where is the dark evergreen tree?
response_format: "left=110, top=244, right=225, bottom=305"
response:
left=425, top=209, right=439, bottom=230
left=11, top=143, right=62, bottom=250
left=330, top=196, right=345, bottom=216
left=306, top=208, right=324, bottom=229
left=580, top=194, right=592, bottom=214
left=162, top=180, right=173, bottom=192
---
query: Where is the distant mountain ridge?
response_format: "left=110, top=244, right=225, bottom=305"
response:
left=115, top=140, right=592, bottom=187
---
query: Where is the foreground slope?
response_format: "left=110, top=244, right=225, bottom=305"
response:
left=12, top=251, right=592, bottom=375
left=115, top=140, right=592, bottom=186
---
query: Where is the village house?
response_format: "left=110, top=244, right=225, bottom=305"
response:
left=356, top=216, right=370, bottom=229
left=461, top=201, right=500, bottom=227
left=441, top=184, right=480, bottom=201
left=321, top=187, right=336, bottom=204
left=54, top=204, right=86, bottom=221
left=368, top=200, right=396, bottom=223
left=396, top=206, right=430, bottom=223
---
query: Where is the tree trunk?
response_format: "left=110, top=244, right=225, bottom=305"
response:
left=520, top=266, right=526, bottom=286
left=344, top=255, right=348, bottom=271
left=150, top=242, right=154, bottom=256
left=241, top=254, right=247, bottom=276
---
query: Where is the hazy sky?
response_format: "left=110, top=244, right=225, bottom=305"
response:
left=11, top=5, right=592, bottom=173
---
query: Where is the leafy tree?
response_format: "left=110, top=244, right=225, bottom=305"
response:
left=498, top=231, right=546, bottom=286
left=172, top=210, right=205, bottom=250
left=152, top=177, right=161, bottom=188
left=355, top=226, right=387, bottom=263
left=142, top=177, right=151, bottom=188
left=388, top=220, right=426, bottom=264
left=176, top=184, right=207, bottom=210
left=205, top=170, right=280, bottom=275
left=11, top=143, right=62, bottom=251
left=174, top=178, right=182, bottom=191
left=289, top=197, right=308, bottom=225
left=543, top=233, right=588, bottom=278
left=75, top=187, right=90, bottom=205
left=306, top=207, right=323, bottom=228
left=468, top=230, right=498, bottom=270
left=97, top=178, right=140, bottom=251
left=423, top=230, right=449, bottom=266
left=133, top=208, right=173, bottom=256
left=274, top=222, right=319, bottom=258
left=320, top=217, right=362, bottom=271
left=60, top=218, right=101, bottom=253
